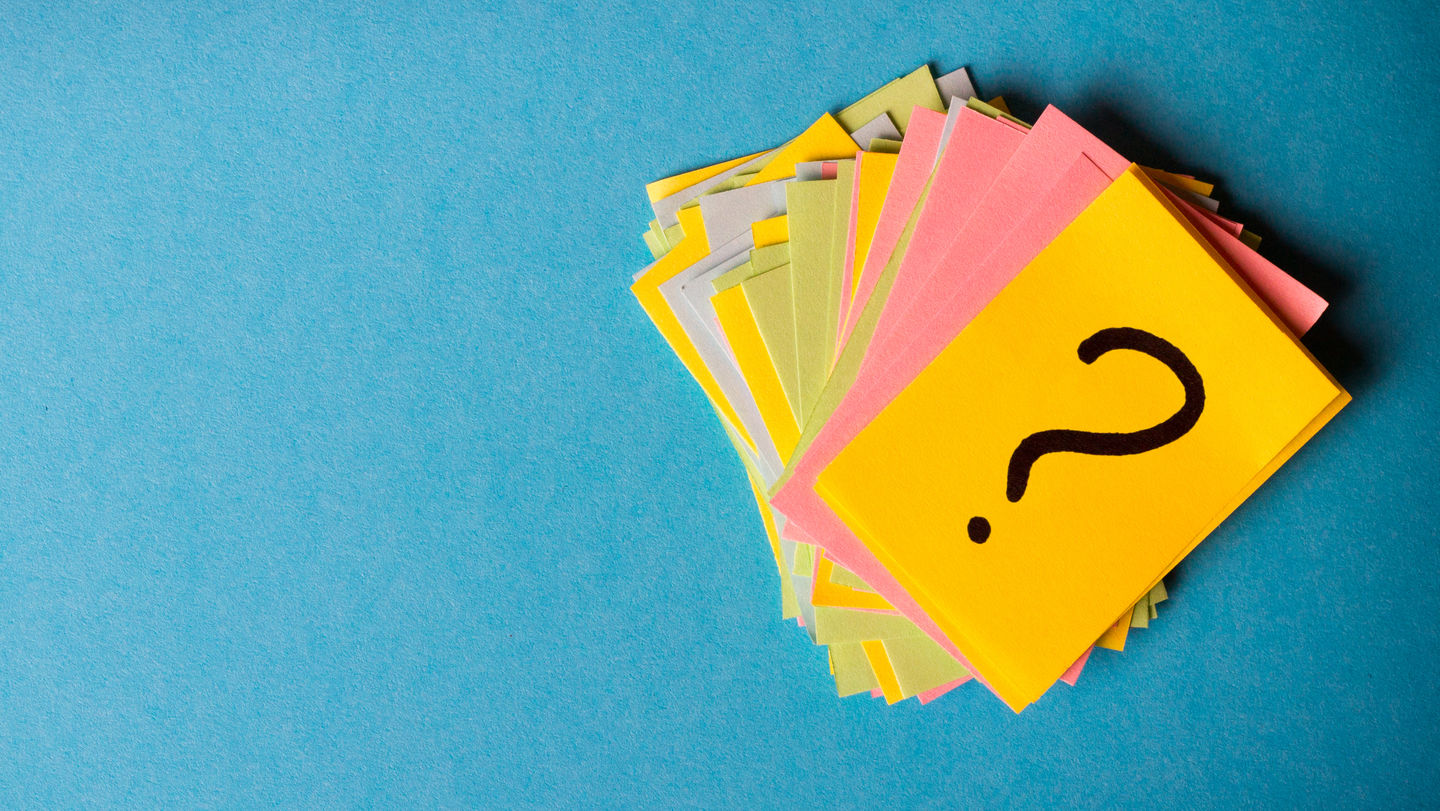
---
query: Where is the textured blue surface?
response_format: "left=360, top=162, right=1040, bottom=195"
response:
left=0, top=1, right=1435, bottom=806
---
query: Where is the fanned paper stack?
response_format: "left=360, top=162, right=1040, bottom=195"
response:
left=631, top=65, right=1348, bottom=712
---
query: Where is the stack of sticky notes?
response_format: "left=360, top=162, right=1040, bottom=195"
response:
left=631, top=65, right=1348, bottom=712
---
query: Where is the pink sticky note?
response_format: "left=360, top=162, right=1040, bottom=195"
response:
left=1167, top=189, right=1328, bottom=333
left=1059, top=646, right=1094, bottom=687
left=873, top=152, right=1116, bottom=389
left=868, top=106, right=1127, bottom=365
left=865, top=107, right=1030, bottom=360
left=1197, top=205, right=1246, bottom=237
left=878, top=107, right=1326, bottom=375
left=917, top=676, right=970, bottom=704
left=837, top=107, right=948, bottom=352
left=882, top=170, right=1328, bottom=387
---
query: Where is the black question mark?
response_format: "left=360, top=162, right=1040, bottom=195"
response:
left=967, top=327, right=1205, bottom=544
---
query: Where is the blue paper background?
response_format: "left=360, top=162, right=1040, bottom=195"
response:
left=0, top=1, right=1435, bottom=806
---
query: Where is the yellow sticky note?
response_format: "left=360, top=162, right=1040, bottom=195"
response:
left=1096, top=612, right=1131, bottom=651
left=811, top=551, right=895, bottom=612
left=629, top=206, right=757, bottom=453
left=646, top=150, right=767, bottom=202
left=752, top=215, right=789, bottom=248
left=861, top=639, right=905, bottom=704
left=816, top=167, right=1348, bottom=711
left=712, top=283, right=801, bottom=462
left=746, top=114, right=858, bottom=186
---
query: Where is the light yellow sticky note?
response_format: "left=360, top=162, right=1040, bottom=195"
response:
left=745, top=467, right=784, bottom=577
left=749, top=242, right=790, bottom=276
left=816, top=167, right=1348, bottom=711
left=793, top=542, right=814, bottom=577
left=746, top=114, right=858, bottom=187
left=828, top=561, right=875, bottom=592
left=642, top=228, right=665, bottom=260
left=744, top=457, right=800, bottom=620
left=826, top=161, right=853, bottom=373
left=812, top=605, right=928, bottom=644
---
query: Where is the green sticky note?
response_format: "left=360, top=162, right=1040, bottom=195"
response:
left=662, top=221, right=686, bottom=249
left=786, top=179, right=840, bottom=423
left=867, top=137, right=903, bottom=153
left=882, top=635, right=971, bottom=699
left=643, top=228, right=666, bottom=260
left=705, top=170, right=761, bottom=195
left=711, top=260, right=757, bottom=295
left=831, top=641, right=881, bottom=697
left=965, top=96, right=1030, bottom=128
left=812, top=605, right=928, bottom=645
left=741, top=263, right=804, bottom=425
left=749, top=242, right=791, bottom=276
left=829, top=561, right=875, bottom=592
left=1131, top=594, right=1151, bottom=629
left=793, top=542, right=814, bottom=576
left=837, top=64, right=944, bottom=135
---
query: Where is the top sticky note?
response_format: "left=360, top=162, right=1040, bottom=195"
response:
left=815, top=167, right=1348, bottom=711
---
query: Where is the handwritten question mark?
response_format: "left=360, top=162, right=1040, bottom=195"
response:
left=966, top=327, right=1205, bottom=544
